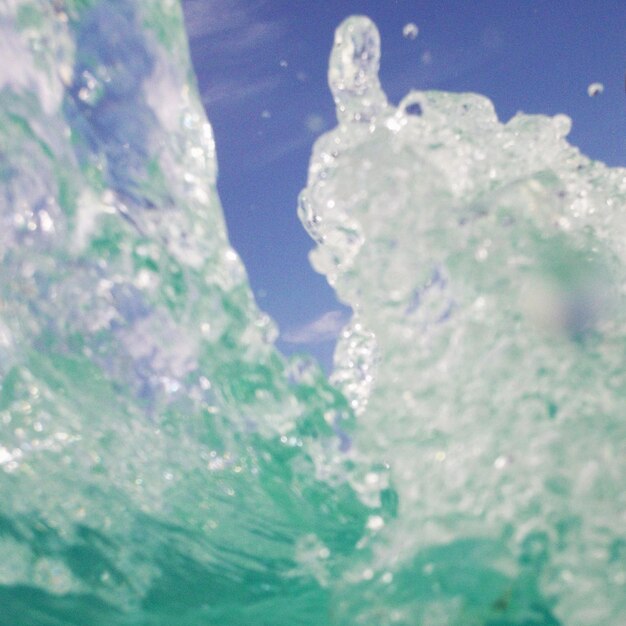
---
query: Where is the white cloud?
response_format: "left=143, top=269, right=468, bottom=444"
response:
left=183, top=0, right=281, bottom=48
left=183, top=0, right=283, bottom=107
left=281, top=310, right=349, bottom=344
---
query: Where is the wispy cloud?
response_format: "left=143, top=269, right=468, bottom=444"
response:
left=183, top=0, right=282, bottom=49
left=281, top=310, right=349, bottom=345
left=182, top=0, right=284, bottom=108
left=184, top=0, right=264, bottom=39
left=200, top=74, right=280, bottom=107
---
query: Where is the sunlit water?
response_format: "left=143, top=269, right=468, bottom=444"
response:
left=0, top=3, right=624, bottom=625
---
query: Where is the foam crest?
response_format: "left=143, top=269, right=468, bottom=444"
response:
left=300, top=16, right=626, bottom=624
left=328, top=16, right=388, bottom=124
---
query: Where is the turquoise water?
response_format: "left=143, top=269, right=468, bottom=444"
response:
left=0, top=2, right=624, bottom=625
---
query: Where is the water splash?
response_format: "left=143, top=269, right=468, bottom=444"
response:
left=0, top=3, right=376, bottom=623
left=328, top=16, right=388, bottom=125
left=1, top=5, right=625, bottom=625
left=301, top=15, right=626, bottom=625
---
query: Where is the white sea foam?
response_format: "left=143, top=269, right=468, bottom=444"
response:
left=300, top=15, right=626, bottom=624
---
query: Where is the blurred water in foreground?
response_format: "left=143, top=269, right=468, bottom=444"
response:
left=0, top=2, right=624, bottom=624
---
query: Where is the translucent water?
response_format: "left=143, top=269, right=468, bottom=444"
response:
left=0, top=3, right=624, bottom=625
left=301, top=17, right=626, bottom=624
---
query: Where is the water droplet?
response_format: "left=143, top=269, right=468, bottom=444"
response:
left=305, top=114, right=326, bottom=133
left=402, top=23, right=419, bottom=40
left=494, top=455, right=511, bottom=469
left=362, top=568, right=374, bottom=580
left=318, top=546, right=330, bottom=559
left=366, top=515, right=385, bottom=530
left=329, top=16, right=388, bottom=123
left=0, top=446, right=13, bottom=465
left=587, top=82, right=604, bottom=97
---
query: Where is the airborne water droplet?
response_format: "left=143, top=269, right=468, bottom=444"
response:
left=402, top=22, right=419, bottom=40
left=587, top=82, right=604, bottom=97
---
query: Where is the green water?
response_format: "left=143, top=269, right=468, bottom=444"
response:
left=0, top=2, right=624, bottom=625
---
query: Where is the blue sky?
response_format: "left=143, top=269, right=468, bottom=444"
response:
left=182, top=0, right=625, bottom=371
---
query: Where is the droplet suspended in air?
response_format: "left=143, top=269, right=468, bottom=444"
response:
left=402, top=22, right=419, bottom=40
left=305, top=113, right=326, bottom=133
left=587, top=82, right=604, bottom=97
